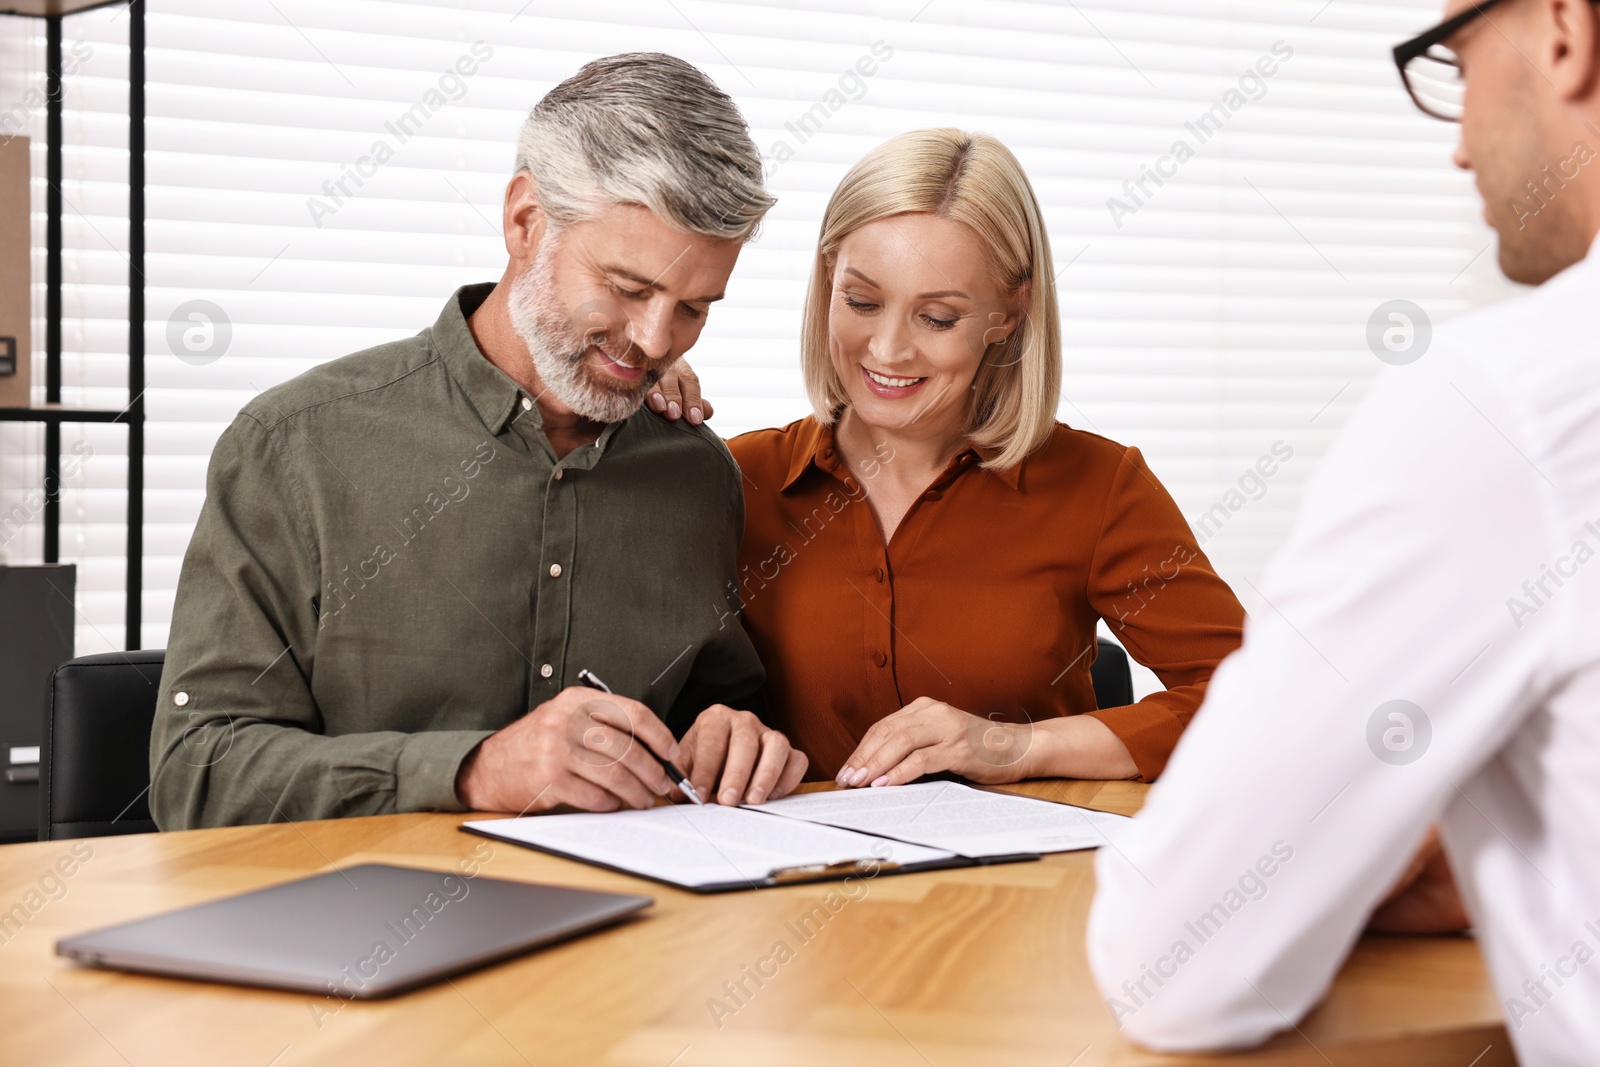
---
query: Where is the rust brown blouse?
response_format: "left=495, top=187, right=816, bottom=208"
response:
left=727, top=417, right=1246, bottom=783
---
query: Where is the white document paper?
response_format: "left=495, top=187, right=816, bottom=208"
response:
left=463, top=803, right=956, bottom=890
left=747, top=782, right=1134, bottom=859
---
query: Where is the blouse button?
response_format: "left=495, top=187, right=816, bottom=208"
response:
left=873, top=567, right=885, bottom=582
left=871, top=651, right=888, bottom=668
left=924, top=490, right=942, bottom=501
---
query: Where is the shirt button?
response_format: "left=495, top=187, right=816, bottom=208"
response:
left=521, top=397, right=532, bottom=411
left=549, top=564, right=563, bottom=578
left=540, top=664, right=554, bottom=679
left=173, top=691, right=189, bottom=707
left=873, top=567, right=885, bottom=583
left=553, top=469, right=564, bottom=481
left=871, top=651, right=887, bottom=668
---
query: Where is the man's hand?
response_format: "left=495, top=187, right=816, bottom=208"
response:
left=676, top=705, right=807, bottom=805
left=455, top=688, right=679, bottom=814
left=1367, top=828, right=1471, bottom=934
left=836, top=698, right=1036, bottom=789
left=648, top=360, right=713, bottom=424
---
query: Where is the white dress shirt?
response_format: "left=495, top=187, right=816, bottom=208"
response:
left=1087, top=239, right=1600, bottom=1066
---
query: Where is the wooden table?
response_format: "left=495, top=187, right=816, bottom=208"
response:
left=0, top=780, right=1513, bottom=1066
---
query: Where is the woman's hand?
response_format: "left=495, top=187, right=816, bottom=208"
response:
left=648, top=359, right=713, bottom=424
left=836, top=698, right=1140, bottom=787
left=836, top=697, right=1037, bottom=788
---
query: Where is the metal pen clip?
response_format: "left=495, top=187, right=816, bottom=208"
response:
left=766, top=858, right=899, bottom=884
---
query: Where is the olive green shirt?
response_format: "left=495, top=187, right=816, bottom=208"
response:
left=150, top=284, right=763, bottom=829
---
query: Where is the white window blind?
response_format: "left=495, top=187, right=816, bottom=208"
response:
left=0, top=0, right=1516, bottom=657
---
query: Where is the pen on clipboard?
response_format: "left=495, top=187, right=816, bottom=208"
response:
left=577, top=669, right=705, bottom=806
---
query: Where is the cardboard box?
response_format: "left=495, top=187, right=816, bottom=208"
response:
left=0, top=135, right=31, bottom=409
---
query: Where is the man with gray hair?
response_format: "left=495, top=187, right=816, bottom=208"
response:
left=150, top=53, right=807, bottom=828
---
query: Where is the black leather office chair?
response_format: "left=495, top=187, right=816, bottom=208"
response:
left=40, top=650, right=164, bottom=840
left=1091, top=637, right=1134, bottom=709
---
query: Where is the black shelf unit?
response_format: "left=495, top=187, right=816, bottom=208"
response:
left=0, top=0, right=144, bottom=650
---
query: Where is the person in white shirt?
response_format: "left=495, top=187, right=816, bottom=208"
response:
left=1087, top=1, right=1600, bottom=1063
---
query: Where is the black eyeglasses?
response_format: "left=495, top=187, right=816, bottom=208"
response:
left=1393, top=0, right=1508, bottom=121
left=1395, top=0, right=1600, bottom=121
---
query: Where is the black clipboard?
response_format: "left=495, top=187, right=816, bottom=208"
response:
left=460, top=809, right=1038, bottom=894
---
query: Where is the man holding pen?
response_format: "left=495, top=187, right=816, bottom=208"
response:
left=149, top=54, right=806, bottom=828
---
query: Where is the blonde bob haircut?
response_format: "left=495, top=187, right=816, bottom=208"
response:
left=801, top=128, right=1062, bottom=471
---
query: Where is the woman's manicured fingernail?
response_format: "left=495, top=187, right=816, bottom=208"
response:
left=836, top=766, right=853, bottom=785
left=850, top=768, right=870, bottom=787
left=688, top=406, right=703, bottom=425
left=871, top=776, right=889, bottom=788
left=649, top=392, right=666, bottom=412
left=667, top=401, right=682, bottom=420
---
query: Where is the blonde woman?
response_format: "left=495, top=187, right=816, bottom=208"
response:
left=658, top=129, right=1244, bottom=793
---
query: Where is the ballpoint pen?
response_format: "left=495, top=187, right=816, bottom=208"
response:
left=576, top=668, right=706, bottom=805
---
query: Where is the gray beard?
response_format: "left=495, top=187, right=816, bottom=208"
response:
left=507, top=246, right=656, bottom=424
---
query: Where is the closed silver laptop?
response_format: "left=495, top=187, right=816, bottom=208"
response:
left=57, top=863, right=651, bottom=998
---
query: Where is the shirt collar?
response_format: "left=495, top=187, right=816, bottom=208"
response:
left=972, top=442, right=1022, bottom=489
left=780, top=418, right=1022, bottom=492
left=780, top=418, right=834, bottom=491
left=432, top=282, right=527, bottom=436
